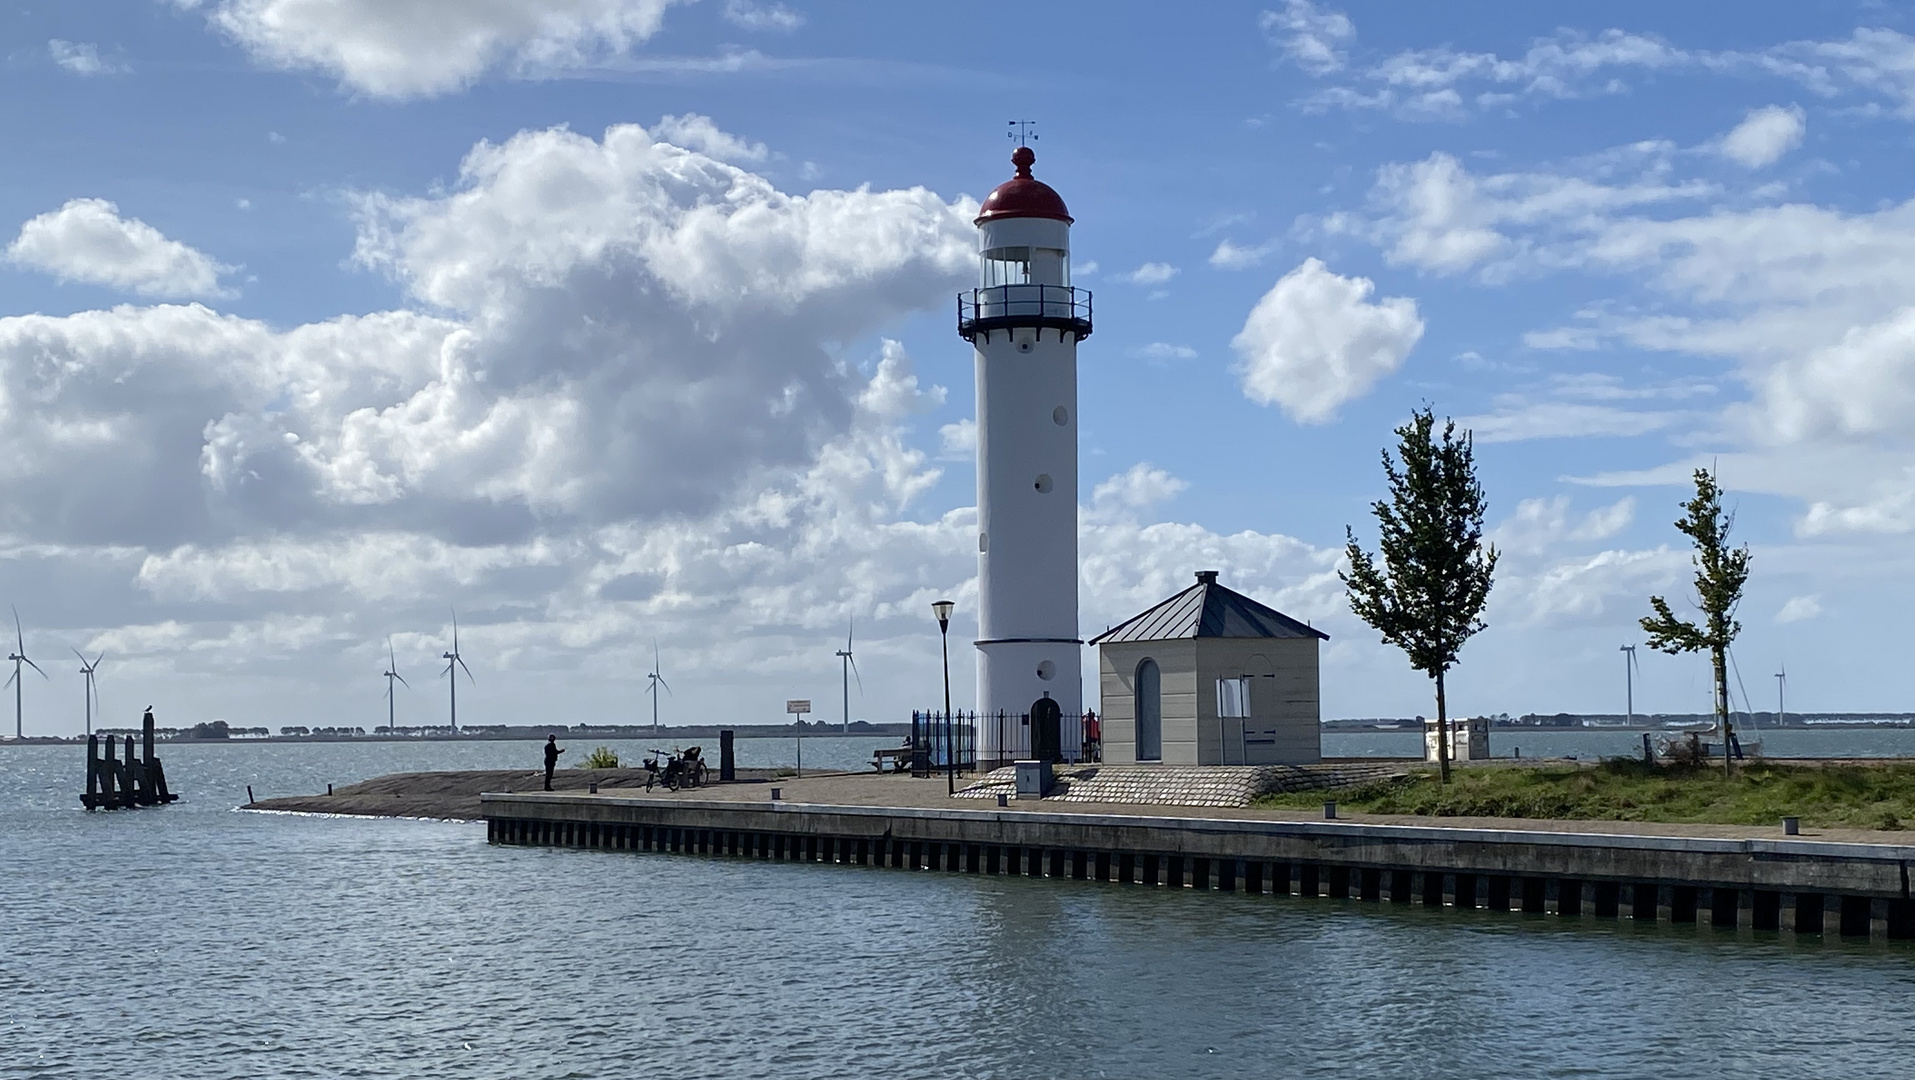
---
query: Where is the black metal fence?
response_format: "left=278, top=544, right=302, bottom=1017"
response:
left=974, top=710, right=1094, bottom=772
left=908, top=710, right=1103, bottom=776
left=909, top=710, right=977, bottom=777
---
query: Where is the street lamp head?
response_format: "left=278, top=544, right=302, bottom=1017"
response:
left=932, top=599, right=954, bottom=632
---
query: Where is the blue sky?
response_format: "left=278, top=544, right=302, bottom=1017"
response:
left=2, top=0, right=1913, bottom=735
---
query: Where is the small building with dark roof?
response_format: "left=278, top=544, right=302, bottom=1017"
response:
left=1089, top=570, right=1328, bottom=766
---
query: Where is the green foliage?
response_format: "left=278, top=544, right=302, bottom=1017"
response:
left=581, top=746, right=620, bottom=769
left=1259, top=761, right=1915, bottom=830
left=1342, top=407, right=1498, bottom=782
left=1641, top=468, right=1751, bottom=728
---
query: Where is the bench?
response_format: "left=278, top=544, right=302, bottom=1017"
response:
left=871, top=746, right=913, bottom=773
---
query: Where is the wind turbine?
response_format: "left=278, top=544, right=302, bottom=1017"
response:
left=1620, top=644, right=1639, bottom=727
left=440, top=613, right=474, bottom=733
left=72, top=648, right=103, bottom=737
left=6, top=607, right=47, bottom=739
left=835, top=617, right=862, bottom=735
left=645, top=642, right=671, bottom=734
left=1775, top=663, right=1787, bottom=729
left=383, top=637, right=409, bottom=735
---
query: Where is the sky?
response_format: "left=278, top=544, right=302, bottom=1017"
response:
left=2, top=0, right=1914, bottom=736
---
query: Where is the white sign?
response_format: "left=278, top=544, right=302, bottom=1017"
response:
left=785, top=699, right=811, bottom=715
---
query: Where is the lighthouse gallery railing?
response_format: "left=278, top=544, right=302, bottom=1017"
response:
left=957, top=284, right=1093, bottom=343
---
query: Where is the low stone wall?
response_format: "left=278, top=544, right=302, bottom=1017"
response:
left=953, top=763, right=1408, bottom=808
left=481, top=792, right=1915, bottom=940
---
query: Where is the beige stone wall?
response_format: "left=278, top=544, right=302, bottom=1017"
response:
left=1097, top=637, right=1319, bottom=765
left=1097, top=639, right=1195, bottom=765
left=1196, top=638, right=1321, bottom=764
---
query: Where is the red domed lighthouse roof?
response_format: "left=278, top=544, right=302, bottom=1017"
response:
left=974, top=146, right=1073, bottom=226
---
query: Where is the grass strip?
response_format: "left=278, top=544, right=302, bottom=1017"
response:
left=1258, top=759, right=1915, bottom=830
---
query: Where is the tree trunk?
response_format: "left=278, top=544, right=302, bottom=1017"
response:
left=1713, top=645, right=1732, bottom=777
left=1435, top=670, right=1452, bottom=784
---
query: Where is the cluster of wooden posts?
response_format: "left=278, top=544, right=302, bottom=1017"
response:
left=82, top=714, right=177, bottom=809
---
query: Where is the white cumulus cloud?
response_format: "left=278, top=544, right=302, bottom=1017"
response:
left=7, top=198, right=234, bottom=299
left=188, top=0, right=684, bottom=99
left=1718, top=105, right=1806, bottom=168
left=937, top=419, right=976, bottom=461
left=1126, top=342, right=1197, bottom=363
left=49, top=40, right=125, bottom=76
left=1776, top=594, right=1822, bottom=623
left=1230, top=258, right=1424, bottom=423
left=1261, top=0, right=1355, bottom=76
left=722, top=0, right=802, bottom=31
left=1123, top=261, right=1179, bottom=285
left=1209, top=238, right=1280, bottom=270
left=1331, top=150, right=1713, bottom=277
left=1092, top=464, right=1188, bottom=514
left=651, top=113, right=768, bottom=162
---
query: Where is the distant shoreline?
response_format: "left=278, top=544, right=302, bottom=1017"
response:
left=9, top=716, right=1914, bottom=746
left=2, top=723, right=918, bottom=746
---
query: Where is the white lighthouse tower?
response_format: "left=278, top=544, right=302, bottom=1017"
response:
left=959, top=145, right=1090, bottom=765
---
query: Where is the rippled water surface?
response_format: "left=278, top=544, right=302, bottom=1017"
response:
left=5, top=739, right=1915, bottom=1079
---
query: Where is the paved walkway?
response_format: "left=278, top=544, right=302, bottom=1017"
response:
left=252, top=766, right=1915, bottom=847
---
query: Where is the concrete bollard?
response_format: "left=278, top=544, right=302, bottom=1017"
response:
left=1323, top=801, right=1337, bottom=820
left=770, top=787, right=782, bottom=801
left=1784, top=816, right=1800, bottom=836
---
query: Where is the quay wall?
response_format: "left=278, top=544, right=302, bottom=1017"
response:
left=481, top=793, right=1915, bottom=941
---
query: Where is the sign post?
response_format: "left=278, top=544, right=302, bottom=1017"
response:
left=786, top=699, right=811, bottom=776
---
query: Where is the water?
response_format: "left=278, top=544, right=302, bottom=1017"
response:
left=5, top=739, right=1914, bottom=1079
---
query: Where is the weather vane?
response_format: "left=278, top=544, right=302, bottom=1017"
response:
left=1007, top=120, right=1039, bottom=147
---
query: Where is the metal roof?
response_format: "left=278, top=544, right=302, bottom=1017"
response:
left=1089, top=571, right=1330, bottom=645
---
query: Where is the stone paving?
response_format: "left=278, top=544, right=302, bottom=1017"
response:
left=952, top=762, right=1408, bottom=808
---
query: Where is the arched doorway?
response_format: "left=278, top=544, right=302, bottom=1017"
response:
left=1135, top=658, right=1162, bottom=761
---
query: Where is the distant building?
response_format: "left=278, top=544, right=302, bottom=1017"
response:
left=1425, top=716, right=1489, bottom=761
left=1091, top=571, right=1327, bottom=765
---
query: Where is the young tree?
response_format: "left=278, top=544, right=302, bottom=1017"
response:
left=1343, top=407, right=1499, bottom=783
left=1641, top=468, right=1751, bottom=777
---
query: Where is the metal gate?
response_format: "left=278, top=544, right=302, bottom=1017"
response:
left=909, top=710, right=977, bottom=777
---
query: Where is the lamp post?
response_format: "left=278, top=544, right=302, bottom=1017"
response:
left=933, top=599, right=955, bottom=795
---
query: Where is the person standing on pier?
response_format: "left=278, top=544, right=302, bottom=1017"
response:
left=543, top=734, right=564, bottom=791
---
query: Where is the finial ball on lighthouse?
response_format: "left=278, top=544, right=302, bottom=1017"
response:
left=975, top=147, right=1073, bottom=226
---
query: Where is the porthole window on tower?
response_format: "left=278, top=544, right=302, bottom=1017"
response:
left=978, top=532, right=989, bottom=552
left=1033, top=474, right=1053, bottom=494
left=1037, top=660, right=1056, bottom=681
left=1052, top=405, right=1069, bottom=426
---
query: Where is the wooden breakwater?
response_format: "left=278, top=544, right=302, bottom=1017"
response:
left=482, top=792, right=1915, bottom=942
left=83, top=714, right=177, bottom=810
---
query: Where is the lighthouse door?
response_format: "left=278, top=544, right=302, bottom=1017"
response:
left=1030, top=696, right=1062, bottom=763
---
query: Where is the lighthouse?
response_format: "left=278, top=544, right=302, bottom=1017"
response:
left=958, top=145, right=1091, bottom=764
